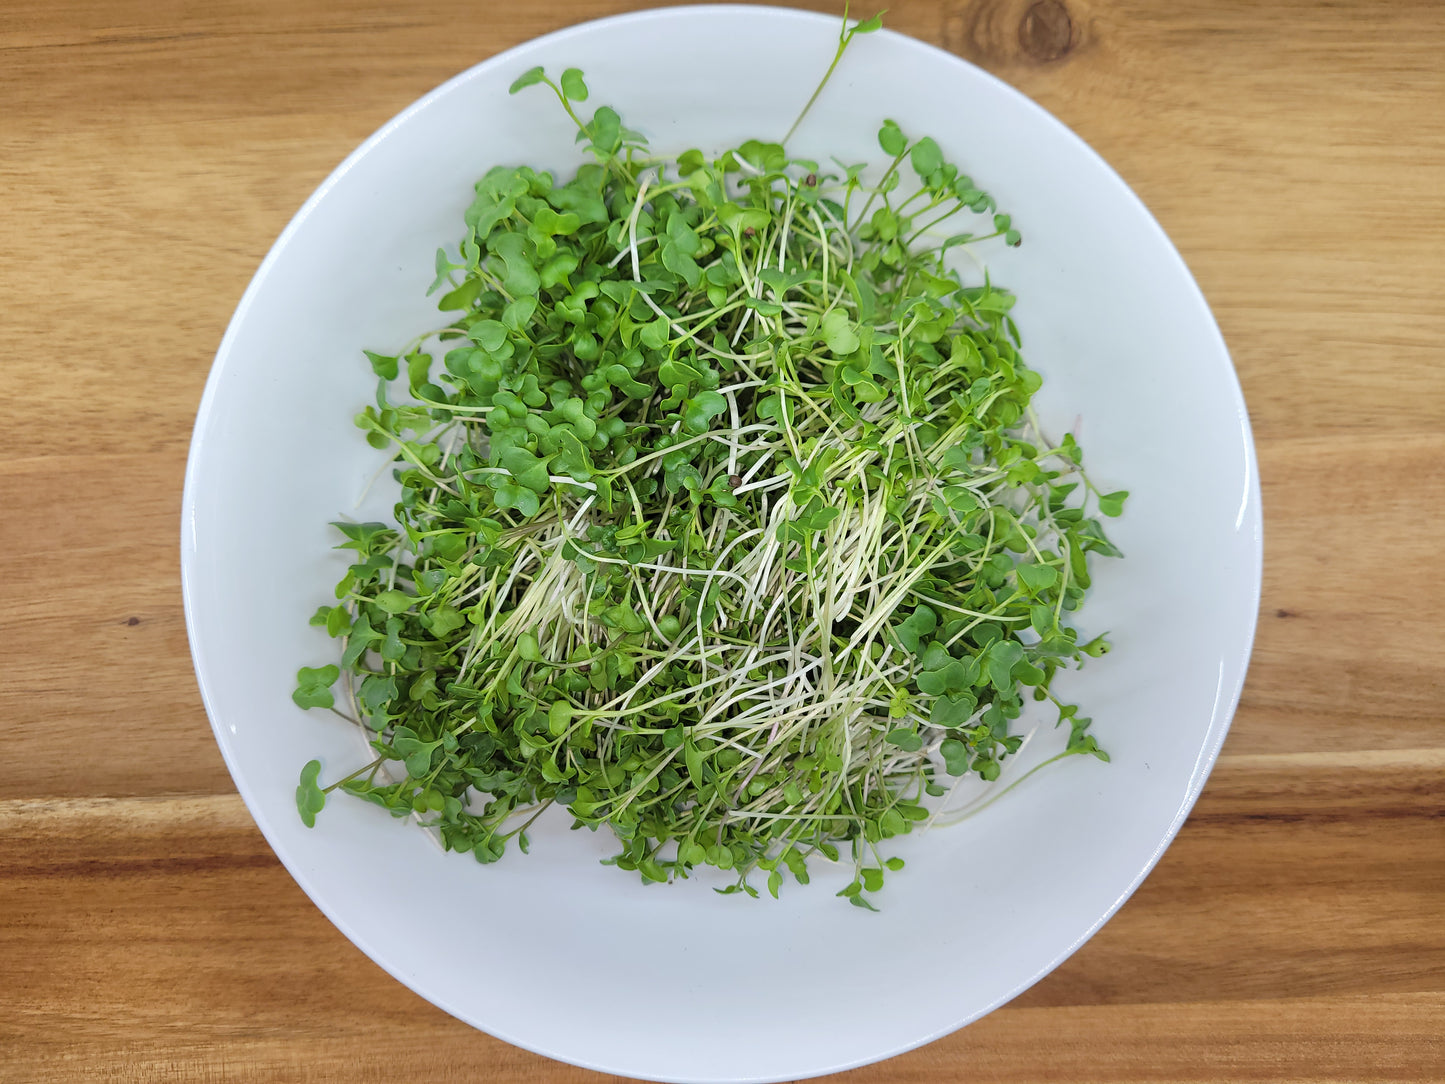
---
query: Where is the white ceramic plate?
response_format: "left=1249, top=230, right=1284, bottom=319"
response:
left=182, top=6, right=1261, bottom=1082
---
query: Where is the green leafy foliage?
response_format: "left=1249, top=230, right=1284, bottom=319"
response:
left=292, top=665, right=339, bottom=709
left=295, top=759, right=326, bottom=827
left=508, top=66, right=545, bottom=95
left=291, top=21, right=1124, bottom=909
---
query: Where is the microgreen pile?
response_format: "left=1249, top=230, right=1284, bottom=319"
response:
left=293, top=13, right=1126, bottom=908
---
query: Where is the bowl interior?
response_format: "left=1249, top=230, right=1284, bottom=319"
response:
left=182, top=7, right=1261, bottom=1082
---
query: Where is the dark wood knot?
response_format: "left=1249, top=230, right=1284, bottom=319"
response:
left=1019, top=0, right=1075, bottom=62
left=941, top=0, right=1083, bottom=68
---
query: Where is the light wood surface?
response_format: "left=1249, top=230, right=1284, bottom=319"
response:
left=3, top=0, right=1442, bottom=1080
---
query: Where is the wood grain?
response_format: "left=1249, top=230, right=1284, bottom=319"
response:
left=1, top=0, right=1442, bottom=1079
left=2, top=755, right=1441, bottom=1083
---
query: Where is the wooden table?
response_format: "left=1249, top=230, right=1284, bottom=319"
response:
left=4, top=0, right=1442, bottom=1080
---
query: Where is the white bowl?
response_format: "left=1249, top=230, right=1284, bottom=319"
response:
left=182, top=6, right=1261, bottom=1081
